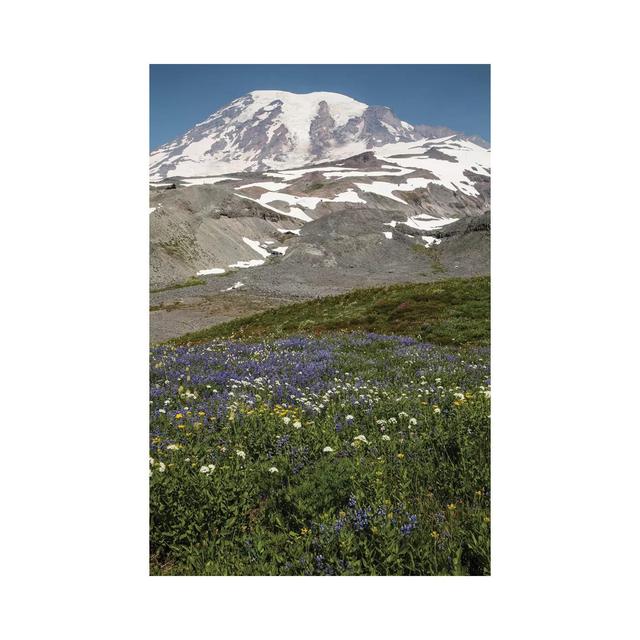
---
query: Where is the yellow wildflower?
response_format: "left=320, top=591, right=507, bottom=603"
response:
left=300, top=527, right=310, bottom=536
left=175, top=413, right=183, bottom=419
left=397, top=453, right=405, bottom=460
left=431, top=531, right=440, bottom=539
left=447, top=503, right=456, bottom=511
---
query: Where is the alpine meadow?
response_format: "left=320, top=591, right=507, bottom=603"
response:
left=149, top=66, right=491, bottom=575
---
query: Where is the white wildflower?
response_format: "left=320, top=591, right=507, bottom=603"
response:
left=268, top=467, right=279, bottom=474
left=323, top=446, right=334, bottom=453
left=166, top=444, right=180, bottom=450
left=283, top=417, right=291, bottom=425
left=157, top=462, right=166, bottom=473
left=293, top=420, right=302, bottom=429
left=199, top=465, right=210, bottom=474
left=382, top=435, right=391, bottom=441
left=236, top=450, right=246, bottom=459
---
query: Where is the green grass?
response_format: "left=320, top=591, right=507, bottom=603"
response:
left=170, top=276, right=489, bottom=347
left=411, top=243, right=446, bottom=273
left=151, top=276, right=206, bottom=293
left=150, top=332, right=490, bottom=575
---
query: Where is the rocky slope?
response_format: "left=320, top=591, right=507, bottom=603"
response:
left=150, top=132, right=490, bottom=288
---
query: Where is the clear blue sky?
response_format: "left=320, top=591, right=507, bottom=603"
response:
left=150, top=64, right=490, bottom=150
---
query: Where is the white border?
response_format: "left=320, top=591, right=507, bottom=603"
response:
left=3, top=1, right=639, bottom=638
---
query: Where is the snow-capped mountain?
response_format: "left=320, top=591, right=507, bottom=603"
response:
left=149, top=90, right=490, bottom=293
left=149, top=90, right=487, bottom=180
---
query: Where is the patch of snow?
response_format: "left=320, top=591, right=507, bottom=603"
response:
left=404, top=216, right=457, bottom=231
left=181, top=176, right=241, bottom=186
left=331, top=189, right=367, bottom=203
left=260, top=192, right=324, bottom=210
left=222, top=281, right=245, bottom=291
left=277, top=228, right=301, bottom=235
left=263, top=166, right=360, bottom=181
left=380, top=121, right=399, bottom=134
left=422, top=135, right=456, bottom=144
left=243, top=237, right=270, bottom=259
left=373, top=137, right=490, bottom=197
left=255, top=188, right=366, bottom=213
left=229, top=259, right=265, bottom=269
left=383, top=231, right=393, bottom=239
left=354, top=176, right=440, bottom=203
left=259, top=189, right=367, bottom=209
left=422, top=235, right=442, bottom=247
left=412, top=213, right=438, bottom=220
left=235, top=181, right=290, bottom=192
left=322, top=167, right=413, bottom=179
left=149, top=207, right=156, bottom=214
left=271, top=246, right=288, bottom=255
left=196, top=267, right=226, bottom=276
left=384, top=216, right=457, bottom=232
left=353, top=181, right=405, bottom=203
left=234, top=193, right=313, bottom=222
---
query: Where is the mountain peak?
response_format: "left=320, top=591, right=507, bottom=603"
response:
left=150, top=90, right=482, bottom=179
left=248, top=89, right=360, bottom=102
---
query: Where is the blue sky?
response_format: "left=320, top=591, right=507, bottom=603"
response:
left=150, top=64, right=490, bottom=150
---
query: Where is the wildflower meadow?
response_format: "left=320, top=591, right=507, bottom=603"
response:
left=150, top=330, right=490, bottom=575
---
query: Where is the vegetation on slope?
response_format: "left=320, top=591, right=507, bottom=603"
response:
left=151, top=276, right=206, bottom=293
left=170, top=276, right=490, bottom=347
left=150, top=333, right=490, bottom=575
